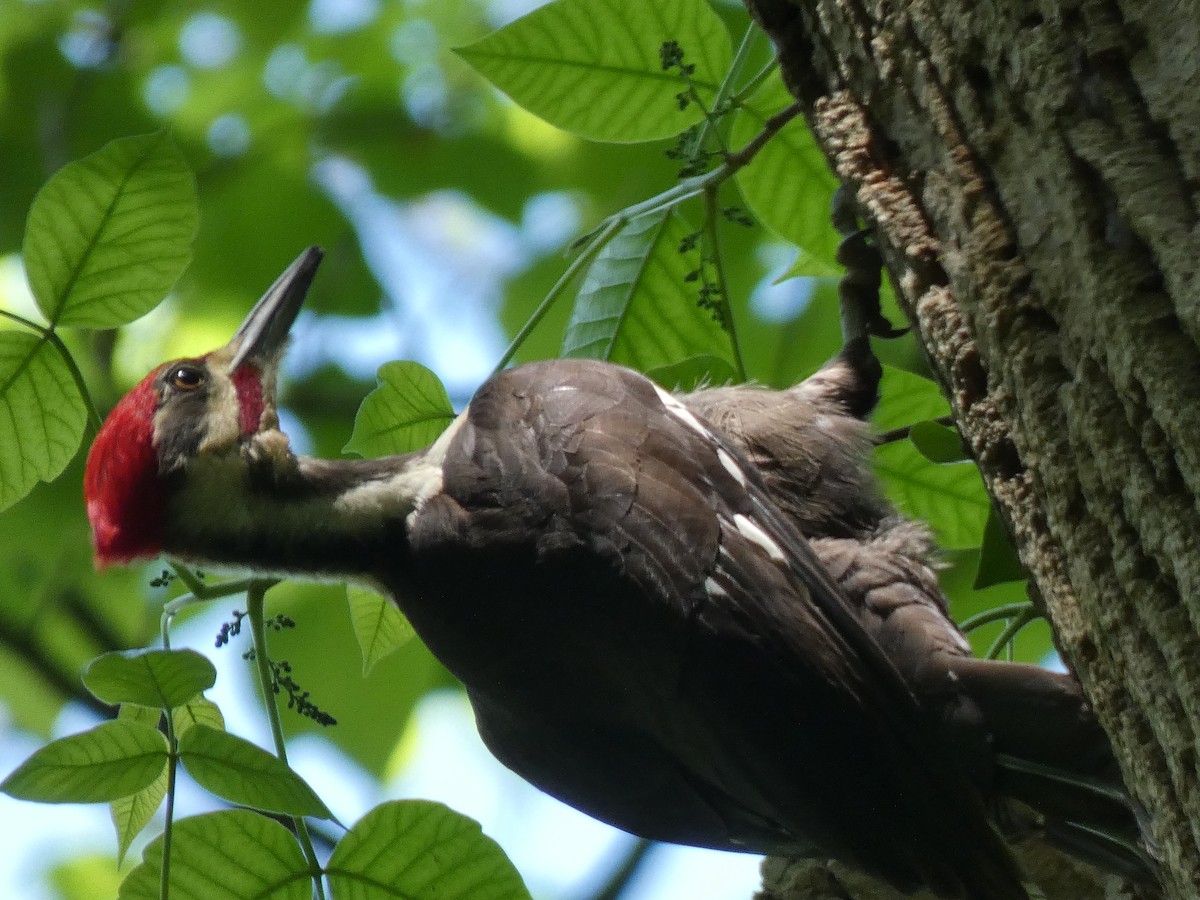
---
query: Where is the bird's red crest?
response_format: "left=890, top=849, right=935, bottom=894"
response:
left=84, top=366, right=167, bottom=568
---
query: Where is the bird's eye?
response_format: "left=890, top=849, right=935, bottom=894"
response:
left=170, top=366, right=206, bottom=391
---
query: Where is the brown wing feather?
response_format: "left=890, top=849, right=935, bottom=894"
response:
left=402, top=358, right=1026, bottom=899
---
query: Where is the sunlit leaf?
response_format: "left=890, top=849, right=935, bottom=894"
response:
left=46, top=853, right=127, bottom=900
left=0, top=722, right=167, bottom=803
left=23, top=131, right=197, bottom=328
left=732, top=72, right=839, bottom=264
left=117, top=811, right=311, bottom=900
left=348, top=585, right=415, bottom=677
left=171, top=694, right=225, bottom=738
left=344, top=361, right=456, bottom=457
left=110, top=767, right=167, bottom=865
left=874, top=441, right=989, bottom=549
left=564, top=209, right=733, bottom=372
left=327, top=800, right=532, bottom=900
left=177, top=725, right=333, bottom=819
left=873, top=365, right=951, bottom=432
left=457, top=0, right=731, bottom=142
left=647, top=354, right=736, bottom=392
left=117, top=704, right=162, bottom=728
left=0, top=330, right=88, bottom=512
left=83, top=648, right=216, bottom=709
left=976, top=508, right=1028, bottom=589
left=909, top=420, right=969, bottom=463
left=774, top=246, right=842, bottom=281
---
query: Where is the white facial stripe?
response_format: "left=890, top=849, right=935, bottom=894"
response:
left=652, top=385, right=710, bottom=438
left=716, top=447, right=747, bottom=487
left=733, top=513, right=787, bottom=563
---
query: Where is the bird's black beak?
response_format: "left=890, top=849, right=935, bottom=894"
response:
left=228, top=246, right=324, bottom=371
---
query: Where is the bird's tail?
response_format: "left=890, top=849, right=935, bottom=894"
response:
left=945, top=656, right=1161, bottom=887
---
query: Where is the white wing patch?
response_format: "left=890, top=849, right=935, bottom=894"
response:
left=716, top=447, right=747, bottom=487
left=652, top=384, right=711, bottom=438
left=733, top=513, right=787, bottom=563
left=703, top=576, right=731, bottom=600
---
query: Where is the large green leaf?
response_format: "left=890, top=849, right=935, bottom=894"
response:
left=118, top=810, right=312, bottom=900
left=0, top=330, right=87, bottom=512
left=731, top=72, right=840, bottom=267
left=344, top=361, right=456, bottom=457
left=83, top=649, right=217, bottom=709
left=564, top=209, right=733, bottom=371
left=171, top=694, right=226, bottom=739
left=23, top=131, right=197, bottom=328
left=347, top=585, right=415, bottom=677
left=909, top=420, right=969, bottom=463
left=110, top=767, right=168, bottom=865
left=457, top=0, right=731, bottom=143
left=873, top=365, right=951, bottom=431
left=874, top=441, right=989, bottom=549
left=976, top=508, right=1028, bottom=589
left=177, top=725, right=333, bottom=819
left=327, top=800, right=532, bottom=900
left=0, top=721, right=168, bottom=803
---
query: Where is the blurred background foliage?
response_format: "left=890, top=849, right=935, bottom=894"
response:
left=0, top=0, right=1045, bottom=896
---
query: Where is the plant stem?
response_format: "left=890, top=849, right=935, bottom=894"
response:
left=702, top=186, right=747, bottom=382
left=691, top=24, right=758, bottom=157
left=985, top=604, right=1040, bottom=660
left=0, top=308, right=103, bottom=429
left=161, top=708, right=179, bottom=900
left=730, top=58, right=779, bottom=106
left=246, top=582, right=327, bottom=899
left=958, top=601, right=1036, bottom=634
left=160, top=567, right=274, bottom=641
left=491, top=216, right=623, bottom=375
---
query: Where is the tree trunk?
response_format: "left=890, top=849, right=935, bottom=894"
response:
left=741, top=0, right=1200, bottom=897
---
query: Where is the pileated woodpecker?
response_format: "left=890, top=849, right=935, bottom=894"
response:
left=84, top=248, right=1153, bottom=899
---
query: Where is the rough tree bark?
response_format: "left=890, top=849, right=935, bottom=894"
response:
left=738, top=1, right=1200, bottom=898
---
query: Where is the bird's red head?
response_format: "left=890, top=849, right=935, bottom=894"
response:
left=83, top=248, right=324, bottom=569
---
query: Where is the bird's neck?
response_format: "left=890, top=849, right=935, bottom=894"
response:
left=161, top=450, right=438, bottom=584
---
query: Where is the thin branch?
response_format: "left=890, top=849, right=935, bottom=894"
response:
left=246, top=582, right=327, bottom=899
left=874, top=414, right=956, bottom=446
left=702, top=186, right=747, bottom=382
left=585, top=838, right=657, bottom=900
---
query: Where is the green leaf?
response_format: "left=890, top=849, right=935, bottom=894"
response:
left=0, top=330, right=88, bottom=512
left=975, top=508, right=1027, bottom=589
left=874, top=441, right=989, bottom=549
left=344, top=361, right=456, bottom=457
left=83, top=649, right=216, bottom=709
left=171, top=694, right=225, bottom=739
left=564, top=209, right=733, bottom=372
left=327, top=800, right=532, bottom=900
left=117, top=704, right=162, bottom=728
left=872, top=365, right=951, bottom=432
left=23, top=131, right=198, bottom=328
left=177, top=725, right=333, bottom=819
left=456, top=0, right=731, bottom=142
left=647, top=354, right=735, bottom=392
left=117, top=810, right=311, bottom=900
left=731, top=72, right=840, bottom=263
left=0, top=721, right=168, bottom=803
left=110, top=767, right=167, bottom=865
left=774, top=246, right=842, bottom=281
left=348, top=585, right=415, bottom=677
left=909, top=420, right=968, bottom=463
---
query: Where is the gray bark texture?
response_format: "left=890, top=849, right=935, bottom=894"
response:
left=740, top=0, right=1200, bottom=897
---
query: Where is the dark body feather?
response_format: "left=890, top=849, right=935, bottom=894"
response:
left=390, top=357, right=1029, bottom=899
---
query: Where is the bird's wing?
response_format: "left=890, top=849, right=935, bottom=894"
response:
left=428, top=358, right=1027, bottom=899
